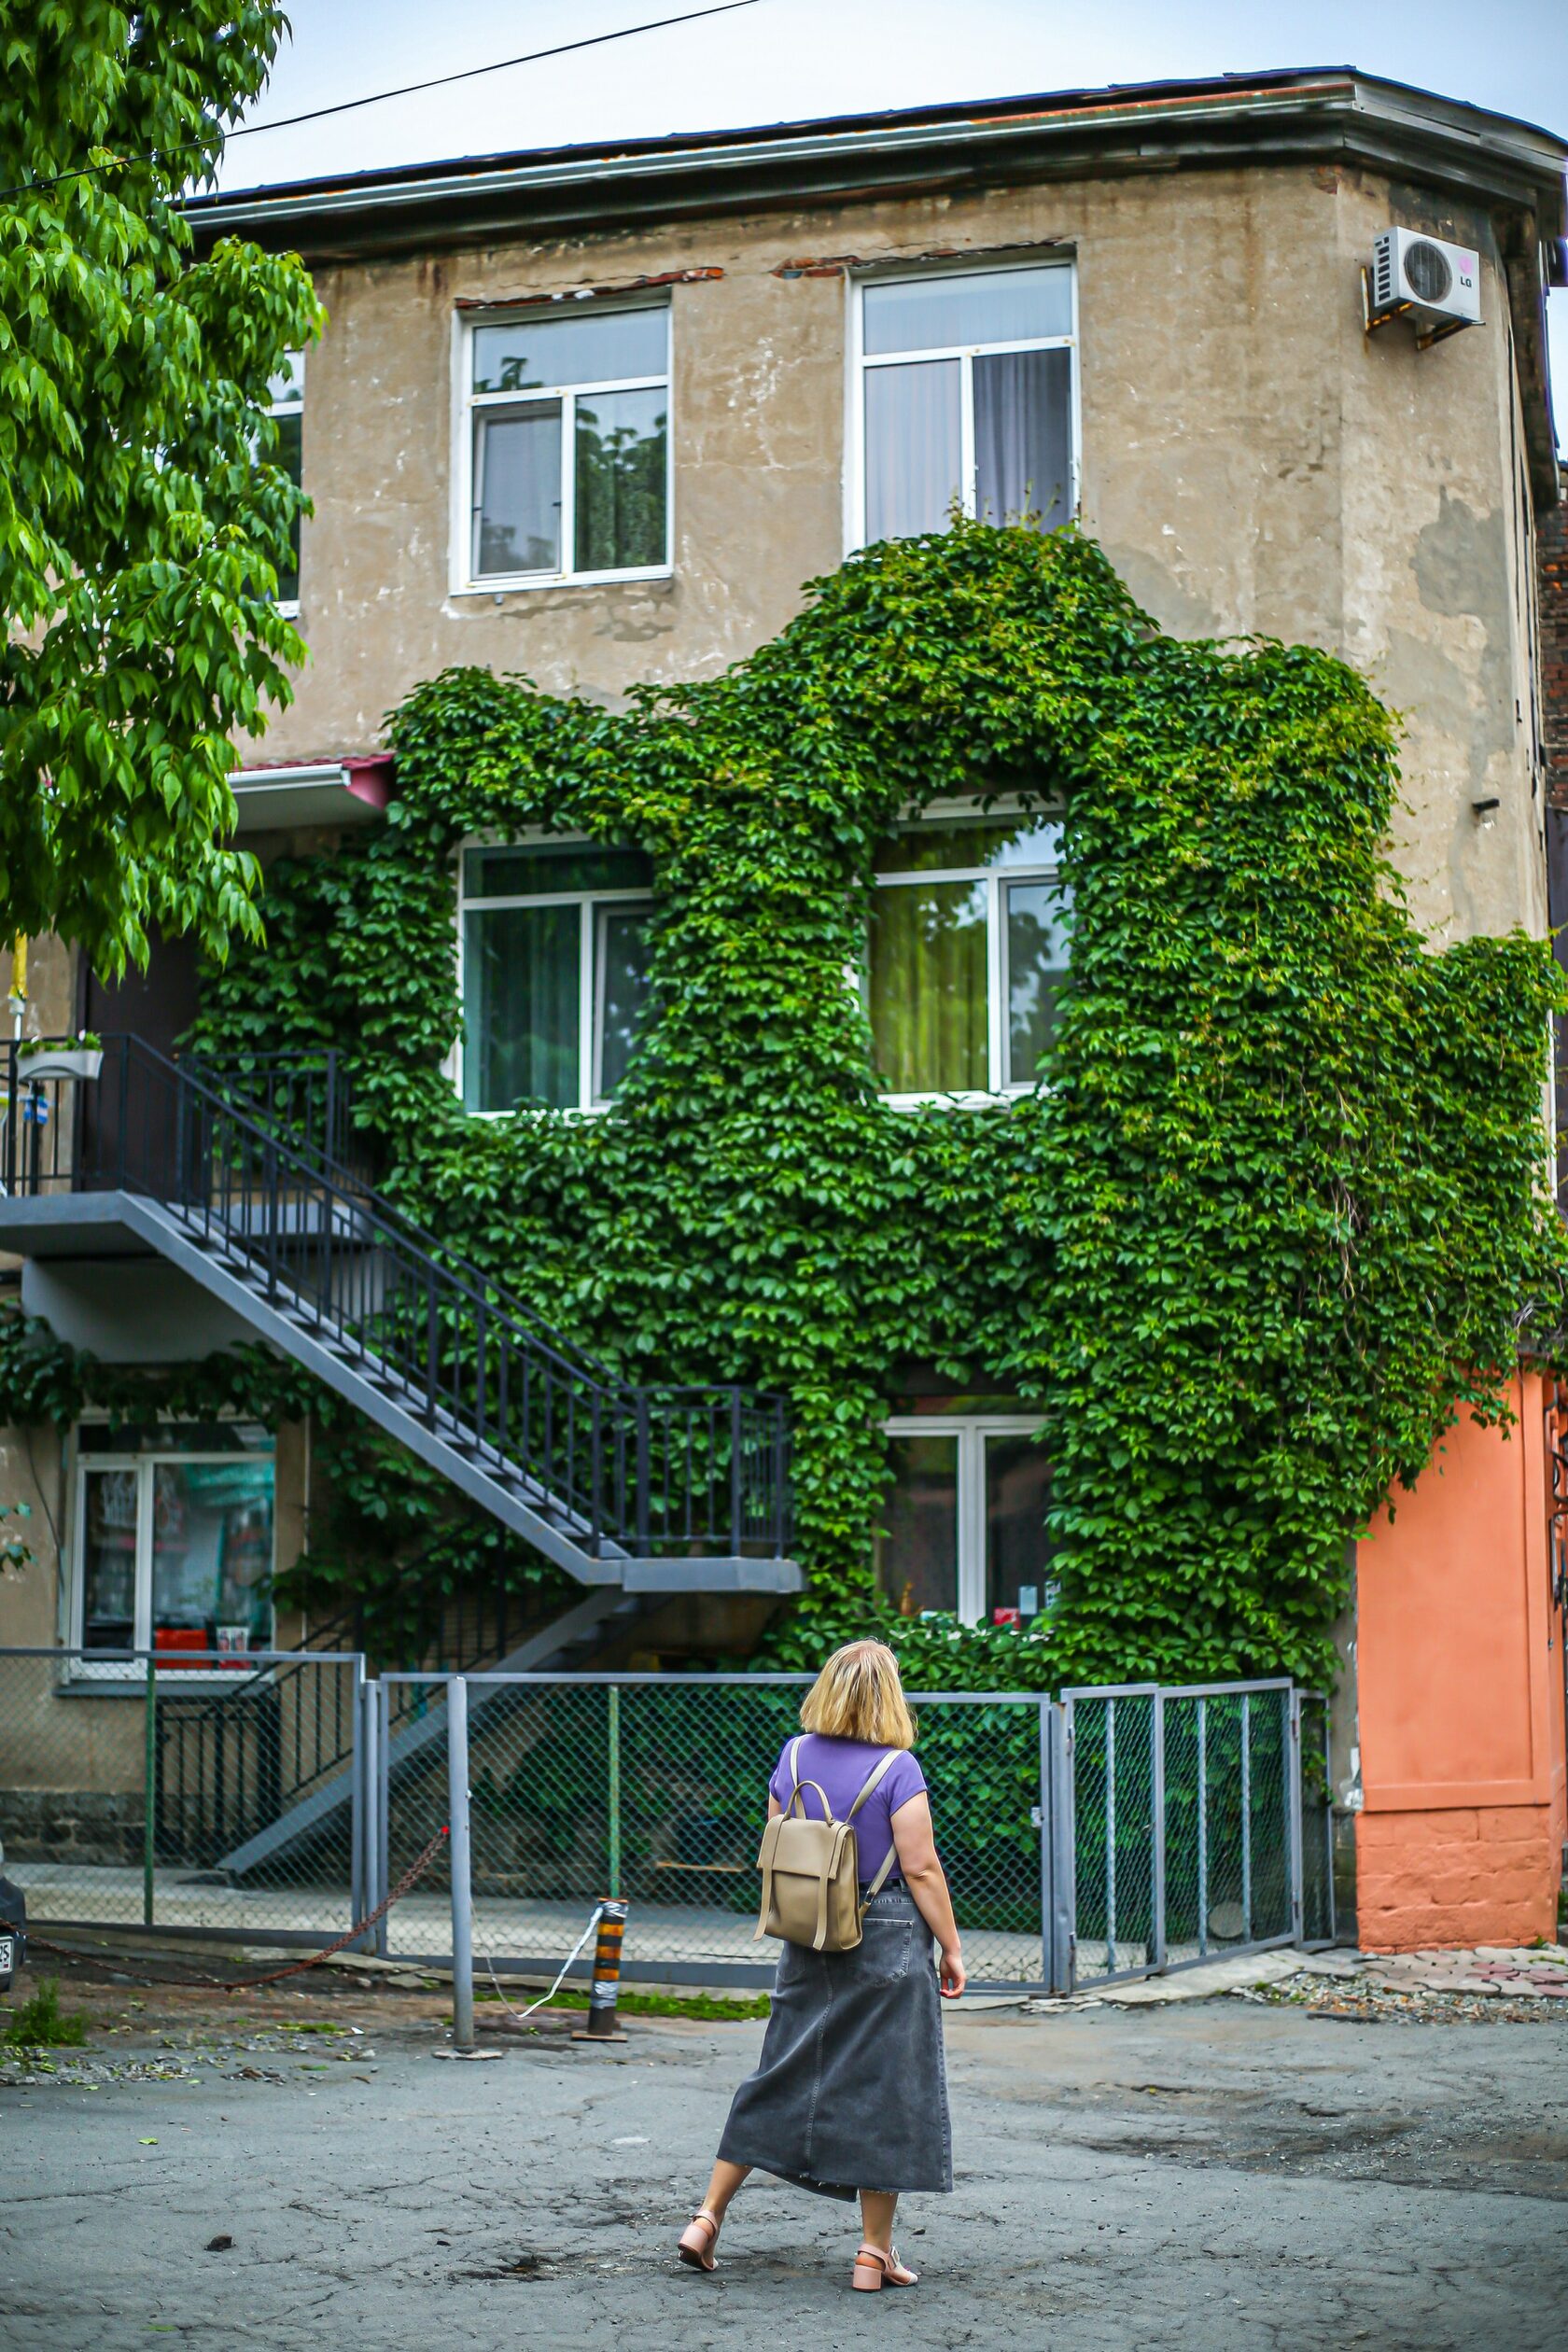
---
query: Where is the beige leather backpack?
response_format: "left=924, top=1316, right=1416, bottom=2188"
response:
left=753, top=1737, right=901, bottom=1953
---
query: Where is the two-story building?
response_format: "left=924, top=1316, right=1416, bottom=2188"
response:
left=3, top=66, right=1566, bottom=1947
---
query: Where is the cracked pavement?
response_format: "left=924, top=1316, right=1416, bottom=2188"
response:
left=5, top=1990, right=1565, bottom=2348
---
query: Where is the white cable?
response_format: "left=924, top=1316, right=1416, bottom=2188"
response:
left=471, top=1901, right=604, bottom=2025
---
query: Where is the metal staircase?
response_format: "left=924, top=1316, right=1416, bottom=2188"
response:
left=0, top=1035, right=798, bottom=1594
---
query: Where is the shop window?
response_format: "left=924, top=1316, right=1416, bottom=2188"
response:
left=74, top=1423, right=274, bottom=1670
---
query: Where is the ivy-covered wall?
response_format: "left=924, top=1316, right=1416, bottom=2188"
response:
left=17, top=523, right=1561, bottom=1690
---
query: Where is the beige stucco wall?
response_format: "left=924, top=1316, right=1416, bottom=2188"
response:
left=254, top=159, right=1548, bottom=946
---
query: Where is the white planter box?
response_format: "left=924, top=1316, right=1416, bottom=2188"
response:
left=18, top=1048, right=104, bottom=1082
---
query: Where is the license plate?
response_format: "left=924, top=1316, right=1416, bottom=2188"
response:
left=0, top=1937, right=13, bottom=1976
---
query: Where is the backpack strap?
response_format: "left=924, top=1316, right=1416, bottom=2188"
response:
left=849, top=1751, right=905, bottom=1923
left=846, top=1749, right=900, bottom=1820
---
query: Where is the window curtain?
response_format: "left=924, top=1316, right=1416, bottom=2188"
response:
left=474, top=404, right=562, bottom=575
left=464, top=903, right=579, bottom=1111
left=864, top=357, right=961, bottom=541
left=973, top=347, right=1072, bottom=529
left=869, top=879, right=988, bottom=1092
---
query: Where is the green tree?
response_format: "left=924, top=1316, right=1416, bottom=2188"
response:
left=0, top=2, right=321, bottom=978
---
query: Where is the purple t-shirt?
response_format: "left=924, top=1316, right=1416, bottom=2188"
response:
left=768, top=1733, right=927, bottom=1885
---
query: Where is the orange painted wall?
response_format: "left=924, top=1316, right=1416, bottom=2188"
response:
left=1354, top=1374, right=1566, bottom=1952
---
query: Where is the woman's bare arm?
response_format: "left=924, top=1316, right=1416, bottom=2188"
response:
left=890, top=1793, right=966, bottom=1997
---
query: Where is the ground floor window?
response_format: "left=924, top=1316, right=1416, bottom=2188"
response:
left=876, top=1409, right=1057, bottom=1625
left=74, top=1423, right=275, bottom=1667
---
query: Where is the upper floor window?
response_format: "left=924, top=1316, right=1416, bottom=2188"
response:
left=868, top=808, right=1071, bottom=1101
left=458, top=839, right=655, bottom=1113
left=853, top=262, right=1075, bottom=546
left=458, top=303, right=670, bottom=591
left=267, top=348, right=304, bottom=609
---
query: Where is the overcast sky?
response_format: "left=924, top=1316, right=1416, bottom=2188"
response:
left=216, top=0, right=1568, bottom=445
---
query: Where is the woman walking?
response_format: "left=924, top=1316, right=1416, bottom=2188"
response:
left=677, top=1638, right=964, bottom=2292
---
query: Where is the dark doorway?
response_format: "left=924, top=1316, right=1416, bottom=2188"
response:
left=81, top=929, right=202, bottom=1062
left=78, top=930, right=203, bottom=1182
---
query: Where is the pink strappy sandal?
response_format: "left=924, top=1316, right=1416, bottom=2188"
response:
left=678, top=2209, right=721, bottom=2272
left=852, top=2242, right=919, bottom=2291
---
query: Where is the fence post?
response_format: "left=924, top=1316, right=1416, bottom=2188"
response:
left=607, top=1684, right=622, bottom=1901
left=373, top=1676, right=391, bottom=1957
left=352, top=1671, right=376, bottom=1952
left=143, top=1652, right=157, bottom=1930
left=1041, top=1701, right=1073, bottom=1995
left=448, top=1676, right=474, bottom=2052
left=1287, top=1687, right=1305, bottom=1948
left=1151, top=1688, right=1167, bottom=1973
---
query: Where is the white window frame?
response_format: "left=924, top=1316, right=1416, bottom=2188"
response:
left=882, top=1413, right=1051, bottom=1626
left=455, top=832, right=655, bottom=1115
left=451, top=301, right=673, bottom=595
left=268, top=347, right=303, bottom=618
left=846, top=257, right=1079, bottom=554
left=70, top=1432, right=277, bottom=1683
left=868, top=796, right=1068, bottom=1109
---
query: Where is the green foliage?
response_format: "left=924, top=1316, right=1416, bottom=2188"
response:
left=0, top=2, right=322, bottom=975
left=175, top=522, right=1568, bottom=1689
left=5, top=1977, right=86, bottom=2048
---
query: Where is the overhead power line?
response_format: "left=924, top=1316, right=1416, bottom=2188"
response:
left=0, top=1, right=763, bottom=206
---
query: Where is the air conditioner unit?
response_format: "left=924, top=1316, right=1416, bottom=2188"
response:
left=1369, top=228, right=1482, bottom=334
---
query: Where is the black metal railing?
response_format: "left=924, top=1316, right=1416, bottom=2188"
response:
left=2, top=1036, right=792, bottom=1566
left=184, top=1046, right=361, bottom=1182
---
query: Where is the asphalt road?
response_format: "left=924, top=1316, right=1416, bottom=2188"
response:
left=6, top=1995, right=1567, bottom=2349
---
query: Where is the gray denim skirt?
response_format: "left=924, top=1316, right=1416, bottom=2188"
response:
left=716, top=1886, right=953, bottom=2201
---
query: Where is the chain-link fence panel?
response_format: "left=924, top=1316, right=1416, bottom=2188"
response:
left=1066, top=1688, right=1157, bottom=1981
left=384, top=1675, right=1054, bottom=1990
left=1160, top=1685, right=1291, bottom=1965
left=0, top=1648, right=364, bottom=1945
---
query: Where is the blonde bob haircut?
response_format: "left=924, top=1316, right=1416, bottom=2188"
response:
left=799, top=1640, right=917, bottom=1750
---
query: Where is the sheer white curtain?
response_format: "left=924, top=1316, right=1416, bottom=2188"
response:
left=864, top=357, right=960, bottom=540
left=973, top=348, right=1072, bottom=528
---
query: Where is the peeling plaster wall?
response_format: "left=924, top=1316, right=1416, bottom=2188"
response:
left=255, top=160, right=1545, bottom=945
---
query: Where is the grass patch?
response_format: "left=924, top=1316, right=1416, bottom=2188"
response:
left=474, top=1984, right=769, bottom=2022
left=5, top=1978, right=88, bottom=2049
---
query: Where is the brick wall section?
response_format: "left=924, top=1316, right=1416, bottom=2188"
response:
left=1544, top=470, right=1568, bottom=807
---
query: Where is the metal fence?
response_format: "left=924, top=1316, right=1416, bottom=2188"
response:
left=0, top=1648, right=1331, bottom=1994
left=372, top=1673, right=1066, bottom=1990
left=1066, top=1680, right=1332, bottom=1985
left=0, top=1647, right=367, bottom=1947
